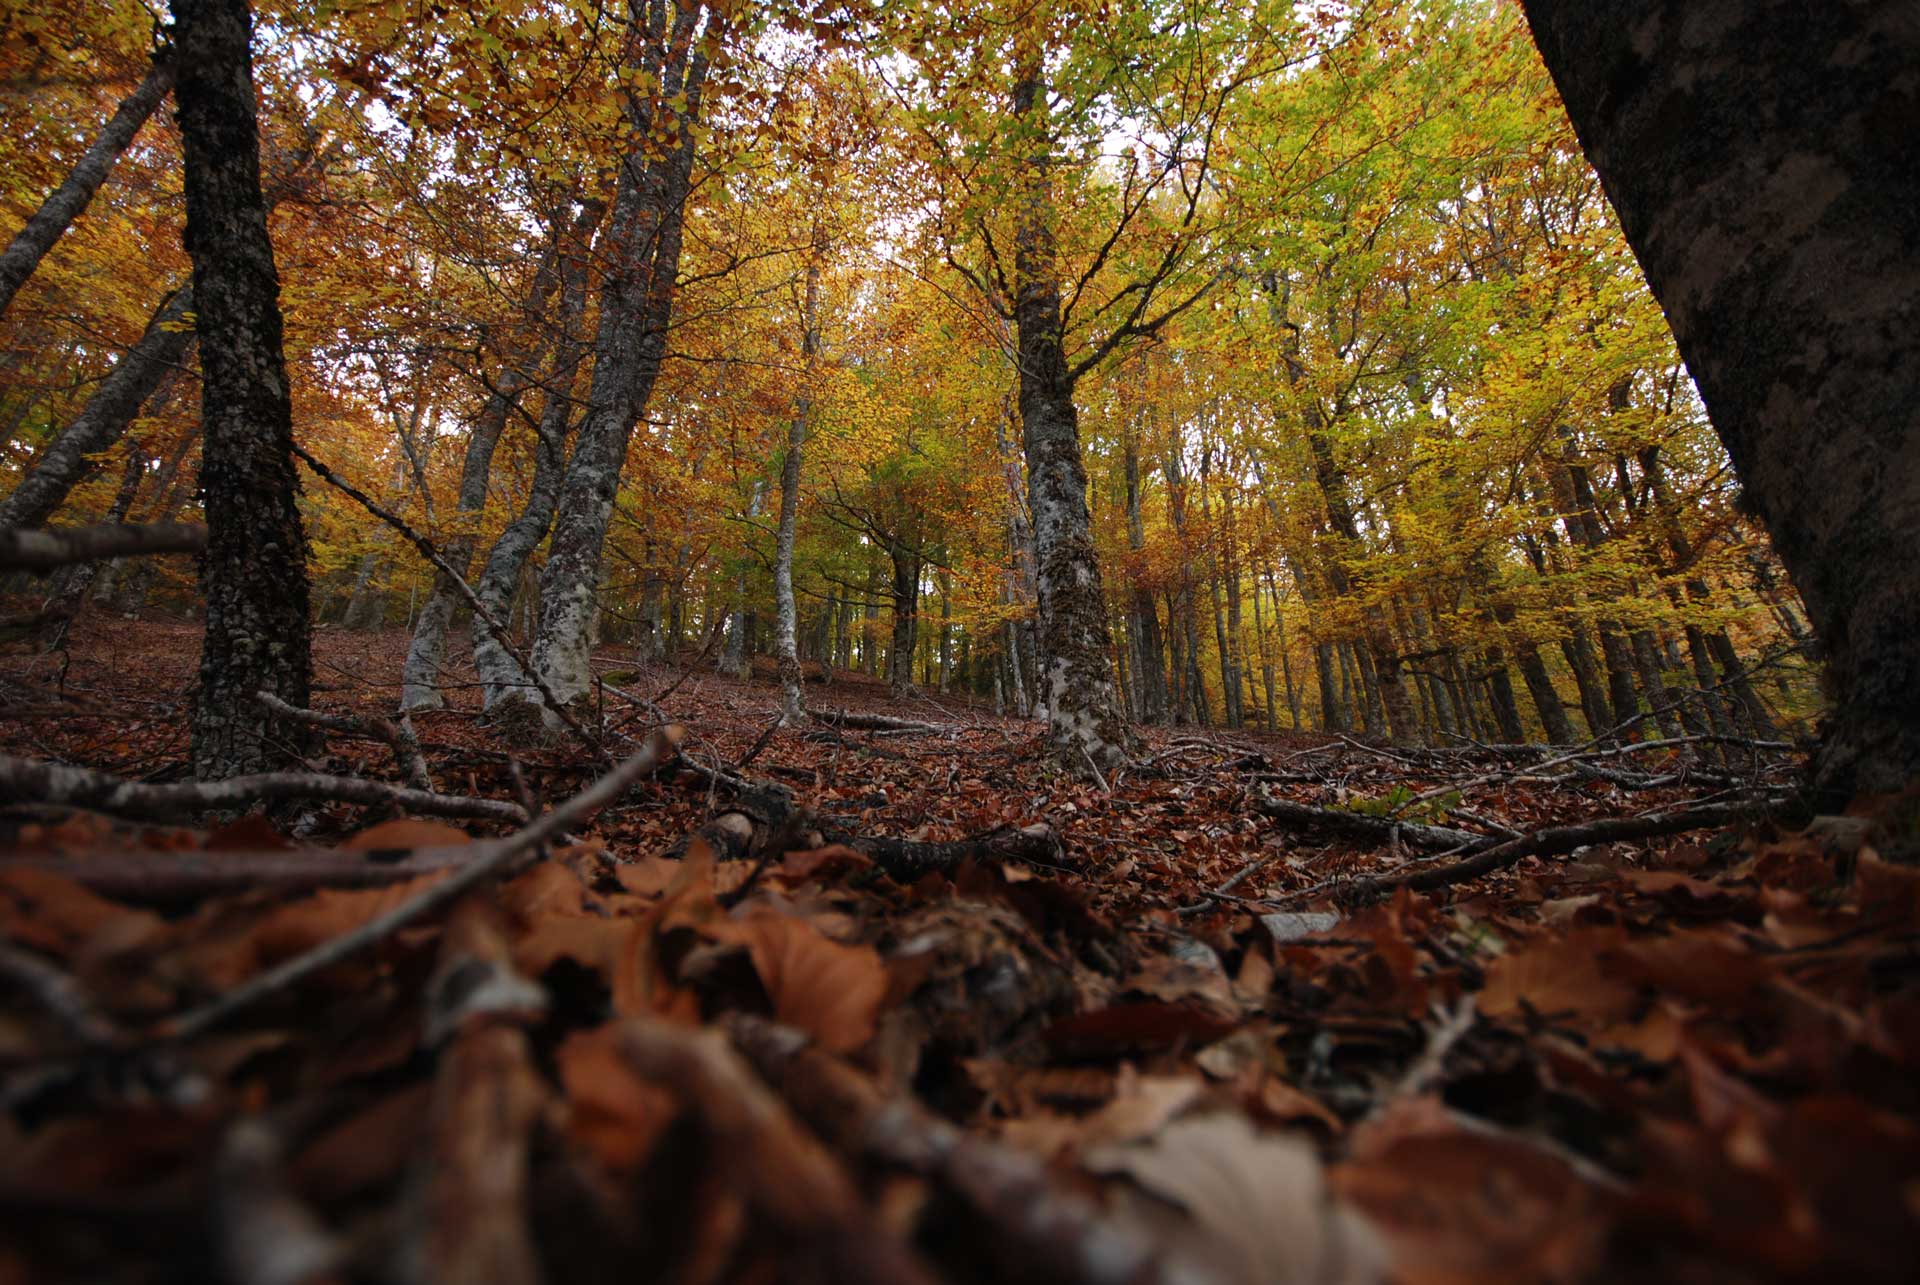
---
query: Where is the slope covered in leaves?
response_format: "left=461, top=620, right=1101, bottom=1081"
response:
left=0, top=618, right=1915, bottom=1284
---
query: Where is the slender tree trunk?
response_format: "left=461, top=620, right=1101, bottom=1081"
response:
left=1484, top=647, right=1529, bottom=742
left=1010, top=54, right=1132, bottom=770
left=172, top=0, right=312, bottom=780
left=401, top=218, right=573, bottom=709
left=0, top=288, right=195, bottom=530
left=775, top=232, right=824, bottom=723
left=0, top=54, right=175, bottom=322
left=886, top=538, right=918, bottom=697
left=472, top=200, right=602, bottom=711
left=1521, top=0, right=1920, bottom=794
left=1121, top=420, right=1168, bottom=722
left=533, top=4, right=714, bottom=711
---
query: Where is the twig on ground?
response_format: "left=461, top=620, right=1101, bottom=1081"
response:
left=1341, top=798, right=1777, bottom=899
left=0, top=940, right=126, bottom=1049
left=155, top=726, right=683, bottom=1042
left=254, top=690, right=435, bottom=792
left=0, top=751, right=527, bottom=824
left=1254, top=793, right=1491, bottom=853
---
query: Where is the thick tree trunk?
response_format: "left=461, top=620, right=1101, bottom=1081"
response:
left=0, top=288, right=196, bottom=530
left=1520, top=0, right=1920, bottom=794
left=1010, top=59, right=1132, bottom=771
left=0, top=54, right=175, bottom=322
left=171, top=0, right=312, bottom=780
left=533, top=7, right=711, bottom=712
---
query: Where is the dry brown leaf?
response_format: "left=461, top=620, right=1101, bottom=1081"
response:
left=1478, top=927, right=1636, bottom=1022
left=729, top=907, right=888, bottom=1053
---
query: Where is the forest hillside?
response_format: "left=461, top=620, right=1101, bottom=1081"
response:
left=1, top=1, right=1916, bottom=1281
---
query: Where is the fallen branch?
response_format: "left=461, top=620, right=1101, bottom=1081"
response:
left=255, top=690, right=434, bottom=792
left=156, top=725, right=683, bottom=1041
left=0, top=940, right=125, bottom=1049
left=1254, top=794, right=1492, bottom=853
left=1342, top=799, right=1774, bottom=898
left=617, top=1017, right=942, bottom=1285
left=0, top=522, right=206, bottom=573
left=0, top=752, right=527, bottom=825
left=291, top=444, right=610, bottom=765
left=727, top=1015, right=1234, bottom=1285
left=811, top=707, right=943, bottom=734
left=0, top=843, right=496, bottom=903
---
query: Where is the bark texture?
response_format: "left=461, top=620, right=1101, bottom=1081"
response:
left=1011, top=58, right=1133, bottom=772
left=171, top=0, right=313, bottom=780
left=1521, top=0, right=1920, bottom=795
left=0, top=53, right=175, bottom=321
left=774, top=239, right=824, bottom=724
left=472, top=201, right=602, bottom=710
left=533, top=2, right=712, bottom=711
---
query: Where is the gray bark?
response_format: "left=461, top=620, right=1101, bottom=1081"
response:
left=1521, top=0, right=1920, bottom=795
left=473, top=201, right=602, bottom=709
left=534, top=3, right=712, bottom=711
left=0, top=54, right=175, bottom=322
left=775, top=235, right=823, bottom=723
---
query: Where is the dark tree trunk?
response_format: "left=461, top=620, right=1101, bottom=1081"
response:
left=1011, top=56, right=1132, bottom=770
left=0, top=54, right=175, bottom=321
left=171, top=0, right=312, bottom=780
left=1521, top=0, right=1920, bottom=794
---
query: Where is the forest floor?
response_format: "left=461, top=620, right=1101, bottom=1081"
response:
left=3, top=614, right=1919, bottom=1284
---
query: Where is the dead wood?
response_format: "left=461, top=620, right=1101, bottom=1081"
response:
left=255, top=690, right=435, bottom=792
left=156, top=726, right=682, bottom=1042
left=1340, top=799, right=1776, bottom=898
left=0, top=751, right=528, bottom=825
left=727, top=1015, right=1238, bottom=1285
left=616, top=1016, right=943, bottom=1285
left=1254, top=794, right=1492, bottom=853
left=0, top=939, right=125, bottom=1049
left=0, top=521, right=207, bottom=573
left=0, top=844, right=489, bottom=903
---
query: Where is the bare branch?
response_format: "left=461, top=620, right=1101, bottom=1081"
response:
left=0, top=522, right=206, bottom=573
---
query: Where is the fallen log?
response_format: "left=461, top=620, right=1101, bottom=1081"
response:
left=0, top=522, right=206, bottom=573
left=0, top=751, right=528, bottom=825
left=1254, top=794, right=1491, bottom=853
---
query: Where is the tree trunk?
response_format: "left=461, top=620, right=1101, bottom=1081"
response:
left=774, top=232, right=823, bottom=723
left=1520, top=0, right=1920, bottom=794
left=401, top=217, right=573, bottom=709
left=533, top=6, right=713, bottom=712
left=1121, top=420, right=1168, bottom=722
left=1010, top=55, right=1132, bottom=771
left=886, top=538, right=918, bottom=697
left=172, top=0, right=312, bottom=780
left=0, top=54, right=175, bottom=322
left=0, top=287, right=196, bottom=530
left=472, top=200, right=602, bottom=710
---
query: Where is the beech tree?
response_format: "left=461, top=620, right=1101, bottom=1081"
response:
left=1519, top=0, right=1920, bottom=796
left=169, top=0, right=312, bottom=778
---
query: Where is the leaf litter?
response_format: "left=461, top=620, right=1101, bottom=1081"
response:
left=0, top=619, right=1916, bottom=1283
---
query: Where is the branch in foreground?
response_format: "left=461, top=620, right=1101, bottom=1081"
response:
left=617, top=1017, right=943, bottom=1285
left=0, top=752, right=528, bottom=825
left=1342, top=799, right=1776, bottom=898
left=728, top=1015, right=1248, bottom=1285
left=0, top=522, right=206, bottom=573
left=0, top=844, right=493, bottom=903
left=158, top=725, right=682, bottom=1041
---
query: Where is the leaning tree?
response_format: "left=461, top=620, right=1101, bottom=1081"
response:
left=1519, top=1, right=1920, bottom=798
